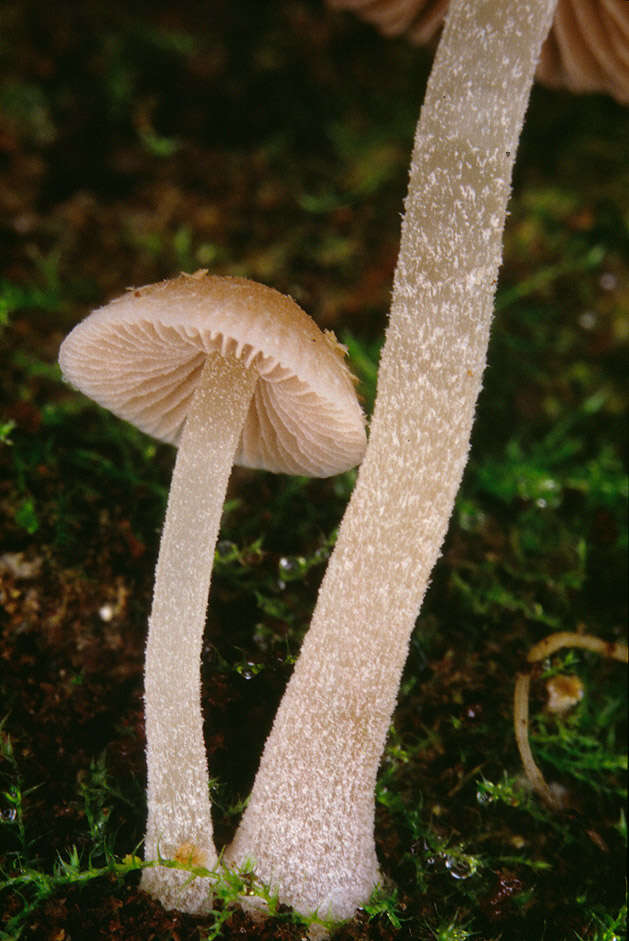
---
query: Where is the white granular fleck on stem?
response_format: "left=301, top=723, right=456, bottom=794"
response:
left=226, top=0, right=558, bottom=920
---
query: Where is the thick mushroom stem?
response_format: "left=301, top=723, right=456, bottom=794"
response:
left=226, top=0, right=558, bottom=921
left=141, top=352, right=257, bottom=914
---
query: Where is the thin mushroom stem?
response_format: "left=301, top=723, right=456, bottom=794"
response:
left=527, top=631, right=629, bottom=664
left=226, top=0, right=558, bottom=920
left=514, top=632, right=628, bottom=808
left=513, top=671, right=561, bottom=809
left=140, top=352, right=257, bottom=914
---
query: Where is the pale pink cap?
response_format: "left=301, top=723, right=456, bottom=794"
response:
left=59, top=272, right=367, bottom=477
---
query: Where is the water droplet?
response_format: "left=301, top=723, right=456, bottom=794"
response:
left=578, top=310, right=597, bottom=330
left=99, top=604, right=114, bottom=622
left=235, top=661, right=261, bottom=680
left=445, top=855, right=477, bottom=880
left=278, top=555, right=306, bottom=576
left=599, top=272, right=617, bottom=291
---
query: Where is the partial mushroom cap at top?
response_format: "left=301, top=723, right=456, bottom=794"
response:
left=59, top=272, right=367, bottom=478
left=328, top=0, right=449, bottom=44
left=328, top=0, right=629, bottom=104
left=536, top=0, right=629, bottom=104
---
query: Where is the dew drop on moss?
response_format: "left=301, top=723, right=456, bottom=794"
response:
left=445, top=856, right=476, bottom=879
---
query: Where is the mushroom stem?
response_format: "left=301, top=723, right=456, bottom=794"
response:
left=514, top=632, right=628, bottom=807
left=513, top=671, right=561, bottom=808
left=527, top=631, right=629, bottom=664
left=226, top=0, right=558, bottom=920
left=141, top=352, right=257, bottom=914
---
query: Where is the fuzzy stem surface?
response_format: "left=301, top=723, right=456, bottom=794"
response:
left=141, top=353, right=256, bottom=914
left=226, top=0, right=558, bottom=920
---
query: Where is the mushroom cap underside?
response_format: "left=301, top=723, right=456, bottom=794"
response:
left=328, top=0, right=629, bottom=105
left=59, top=273, right=367, bottom=478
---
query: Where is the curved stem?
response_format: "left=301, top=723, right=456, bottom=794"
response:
left=226, top=0, right=558, bottom=920
left=513, top=671, right=560, bottom=808
left=141, top=353, right=256, bottom=914
left=515, top=632, right=628, bottom=807
left=527, top=631, right=629, bottom=664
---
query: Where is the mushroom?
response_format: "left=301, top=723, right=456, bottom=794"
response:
left=328, top=0, right=629, bottom=104
left=514, top=631, right=628, bottom=807
left=58, top=271, right=366, bottom=914
left=225, top=0, right=566, bottom=920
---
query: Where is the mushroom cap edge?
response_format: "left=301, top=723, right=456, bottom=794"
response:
left=58, top=273, right=367, bottom=478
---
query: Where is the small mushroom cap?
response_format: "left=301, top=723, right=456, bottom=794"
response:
left=328, top=0, right=629, bottom=104
left=59, top=273, right=367, bottom=478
